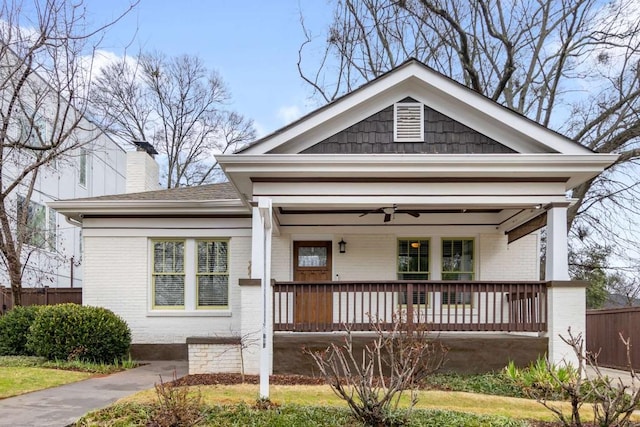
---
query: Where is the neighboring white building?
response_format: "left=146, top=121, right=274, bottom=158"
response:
left=52, top=59, right=617, bottom=380
left=5, top=126, right=127, bottom=288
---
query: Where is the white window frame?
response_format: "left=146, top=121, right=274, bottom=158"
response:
left=149, top=238, right=231, bottom=316
left=441, top=237, right=475, bottom=307
left=394, top=102, right=424, bottom=142
left=79, top=148, right=88, bottom=187
left=196, top=239, right=229, bottom=309
left=16, top=195, right=57, bottom=252
left=151, top=239, right=186, bottom=309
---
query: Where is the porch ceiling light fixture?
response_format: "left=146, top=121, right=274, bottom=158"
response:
left=338, top=238, right=347, bottom=254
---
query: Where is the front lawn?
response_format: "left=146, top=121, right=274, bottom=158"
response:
left=78, top=382, right=607, bottom=426
left=79, top=401, right=527, bottom=427
left=0, top=356, right=136, bottom=399
left=0, top=366, right=92, bottom=399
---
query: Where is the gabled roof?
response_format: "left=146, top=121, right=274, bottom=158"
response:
left=237, top=58, right=592, bottom=156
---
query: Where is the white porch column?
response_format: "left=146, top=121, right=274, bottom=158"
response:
left=248, top=197, right=273, bottom=399
left=545, top=206, right=569, bottom=281
left=545, top=205, right=584, bottom=367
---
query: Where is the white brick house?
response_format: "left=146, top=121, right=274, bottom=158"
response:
left=51, top=60, right=616, bottom=393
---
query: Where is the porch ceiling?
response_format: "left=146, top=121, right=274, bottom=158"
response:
left=274, top=206, right=524, bottom=229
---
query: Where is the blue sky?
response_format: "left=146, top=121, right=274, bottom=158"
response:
left=85, top=0, right=334, bottom=137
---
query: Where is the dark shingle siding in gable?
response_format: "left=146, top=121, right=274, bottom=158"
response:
left=302, top=105, right=515, bottom=154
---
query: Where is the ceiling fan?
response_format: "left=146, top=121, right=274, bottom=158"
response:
left=359, top=204, right=421, bottom=222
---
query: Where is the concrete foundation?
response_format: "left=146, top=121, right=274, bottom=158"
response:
left=273, top=333, right=548, bottom=375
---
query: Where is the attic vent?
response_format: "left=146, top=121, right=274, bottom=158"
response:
left=394, top=102, right=424, bottom=142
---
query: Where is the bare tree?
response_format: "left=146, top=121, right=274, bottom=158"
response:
left=89, top=52, right=256, bottom=188
left=298, top=0, right=640, bottom=250
left=0, top=0, right=136, bottom=305
left=606, top=273, right=640, bottom=307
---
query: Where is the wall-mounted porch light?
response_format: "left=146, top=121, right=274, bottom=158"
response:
left=338, top=238, right=347, bottom=254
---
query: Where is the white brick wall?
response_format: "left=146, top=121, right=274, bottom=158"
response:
left=188, top=344, right=242, bottom=374
left=83, top=234, right=250, bottom=344
left=479, top=233, right=539, bottom=281
left=271, top=235, right=291, bottom=281
left=334, top=234, right=397, bottom=281
left=125, top=151, right=160, bottom=193
left=239, top=283, right=263, bottom=375
left=547, top=286, right=585, bottom=366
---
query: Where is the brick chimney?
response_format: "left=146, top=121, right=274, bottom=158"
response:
left=126, top=141, right=161, bottom=193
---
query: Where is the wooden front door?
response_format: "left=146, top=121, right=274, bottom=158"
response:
left=293, top=241, right=333, bottom=325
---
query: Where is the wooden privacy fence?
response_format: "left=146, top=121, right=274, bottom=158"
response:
left=0, top=286, right=82, bottom=314
left=587, top=307, right=640, bottom=370
left=273, top=280, right=547, bottom=333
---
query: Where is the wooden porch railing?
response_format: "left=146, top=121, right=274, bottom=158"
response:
left=273, top=281, right=547, bottom=333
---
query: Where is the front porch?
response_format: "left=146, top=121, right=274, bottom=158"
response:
left=270, top=279, right=551, bottom=375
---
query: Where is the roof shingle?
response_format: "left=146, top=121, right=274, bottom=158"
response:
left=70, top=182, right=240, bottom=202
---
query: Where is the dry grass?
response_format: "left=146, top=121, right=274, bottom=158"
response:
left=116, top=383, right=640, bottom=422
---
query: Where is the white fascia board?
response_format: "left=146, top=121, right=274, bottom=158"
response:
left=402, top=71, right=591, bottom=155
left=241, top=62, right=593, bottom=156
left=218, top=153, right=618, bottom=196
left=48, top=199, right=249, bottom=222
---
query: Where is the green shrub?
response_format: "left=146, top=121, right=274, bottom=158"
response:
left=0, top=305, right=43, bottom=356
left=504, top=357, right=577, bottom=400
left=27, top=304, right=131, bottom=363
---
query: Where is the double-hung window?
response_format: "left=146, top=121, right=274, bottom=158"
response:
left=152, top=240, right=185, bottom=308
left=16, top=196, right=57, bottom=251
left=152, top=239, right=229, bottom=311
left=441, top=238, right=474, bottom=305
left=196, top=240, right=229, bottom=309
left=397, top=239, right=429, bottom=305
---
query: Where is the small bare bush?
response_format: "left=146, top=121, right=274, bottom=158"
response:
left=147, top=372, right=203, bottom=427
left=307, top=315, right=447, bottom=426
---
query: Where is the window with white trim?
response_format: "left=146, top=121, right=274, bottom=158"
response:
left=441, top=238, right=474, bottom=305
left=152, top=240, right=185, bottom=308
left=196, top=240, right=229, bottom=308
left=19, top=114, right=46, bottom=148
left=151, top=238, right=229, bottom=311
left=397, top=239, right=429, bottom=305
left=79, top=148, right=88, bottom=187
left=394, top=102, right=424, bottom=142
left=16, top=195, right=57, bottom=251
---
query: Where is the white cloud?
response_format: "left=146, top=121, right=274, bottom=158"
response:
left=252, top=121, right=269, bottom=139
left=276, top=105, right=303, bottom=125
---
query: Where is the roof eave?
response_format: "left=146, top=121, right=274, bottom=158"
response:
left=218, top=153, right=619, bottom=198
left=49, top=199, right=249, bottom=223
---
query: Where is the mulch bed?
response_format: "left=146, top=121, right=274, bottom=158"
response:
left=170, top=373, right=327, bottom=387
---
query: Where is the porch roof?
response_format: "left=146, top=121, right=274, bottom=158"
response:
left=218, top=152, right=618, bottom=203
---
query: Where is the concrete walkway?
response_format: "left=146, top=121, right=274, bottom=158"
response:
left=586, top=366, right=638, bottom=389
left=0, top=360, right=188, bottom=427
